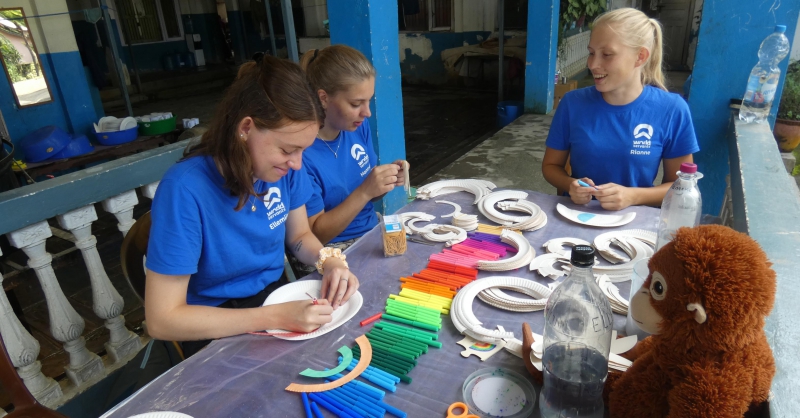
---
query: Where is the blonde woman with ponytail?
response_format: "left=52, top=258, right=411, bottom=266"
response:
left=542, top=7, right=699, bottom=211
left=295, top=45, right=407, bottom=267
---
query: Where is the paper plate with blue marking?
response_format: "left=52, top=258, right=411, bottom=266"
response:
left=555, top=204, right=636, bottom=228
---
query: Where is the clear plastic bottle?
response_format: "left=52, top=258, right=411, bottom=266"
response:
left=539, top=245, right=613, bottom=418
left=739, top=25, right=790, bottom=123
left=655, top=163, right=703, bottom=251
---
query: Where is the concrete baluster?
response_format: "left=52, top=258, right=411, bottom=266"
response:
left=0, top=247, right=62, bottom=406
left=102, top=190, right=139, bottom=237
left=140, top=181, right=159, bottom=200
left=57, top=206, right=142, bottom=363
left=6, top=222, right=104, bottom=386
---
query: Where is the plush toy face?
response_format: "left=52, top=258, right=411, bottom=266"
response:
left=629, top=225, right=776, bottom=346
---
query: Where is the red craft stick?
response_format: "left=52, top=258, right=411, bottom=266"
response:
left=359, top=312, right=384, bottom=327
left=427, top=260, right=479, bottom=277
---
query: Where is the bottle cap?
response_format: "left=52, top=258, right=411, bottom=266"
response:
left=775, top=25, right=786, bottom=33
left=571, top=245, right=595, bottom=267
left=679, top=162, right=698, bottom=173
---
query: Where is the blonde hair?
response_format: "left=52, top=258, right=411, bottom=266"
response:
left=300, top=45, right=376, bottom=96
left=593, top=8, right=667, bottom=91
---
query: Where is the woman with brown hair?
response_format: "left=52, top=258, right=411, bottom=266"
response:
left=144, top=55, right=359, bottom=357
left=295, top=45, right=407, bottom=271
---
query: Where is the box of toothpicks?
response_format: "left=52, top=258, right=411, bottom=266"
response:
left=381, top=215, right=407, bottom=257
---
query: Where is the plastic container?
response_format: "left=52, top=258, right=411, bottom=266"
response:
left=94, top=125, right=139, bottom=146
left=497, top=101, right=523, bottom=128
left=654, top=163, right=703, bottom=251
left=138, top=117, right=177, bottom=136
left=540, top=245, right=612, bottom=418
left=48, top=134, right=95, bottom=160
left=739, top=25, right=790, bottom=123
left=462, top=368, right=537, bottom=418
left=19, top=126, right=71, bottom=162
left=624, top=258, right=652, bottom=340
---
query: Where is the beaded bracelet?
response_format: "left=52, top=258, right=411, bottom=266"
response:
left=315, top=247, right=348, bottom=275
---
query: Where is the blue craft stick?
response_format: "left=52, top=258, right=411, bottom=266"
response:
left=577, top=179, right=598, bottom=189
left=308, top=393, right=342, bottom=416
left=375, top=399, right=408, bottom=418
left=315, top=392, right=365, bottom=418
left=302, top=392, right=312, bottom=418
left=342, top=357, right=401, bottom=384
left=333, top=385, right=387, bottom=418
left=342, top=381, right=382, bottom=401
left=341, top=360, right=397, bottom=392
left=332, top=373, right=385, bottom=399
left=311, top=402, right=325, bottom=418
left=324, top=391, right=371, bottom=418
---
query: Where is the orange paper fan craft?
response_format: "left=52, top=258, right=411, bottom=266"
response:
left=284, top=335, right=373, bottom=393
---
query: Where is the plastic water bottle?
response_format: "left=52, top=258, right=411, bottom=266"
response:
left=655, top=163, right=703, bottom=251
left=539, top=245, right=613, bottom=418
left=739, top=25, right=790, bottom=123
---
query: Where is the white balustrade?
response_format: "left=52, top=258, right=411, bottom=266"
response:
left=141, top=181, right=159, bottom=200
left=6, top=222, right=104, bottom=386
left=0, top=248, right=62, bottom=406
left=57, top=206, right=142, bottom=363
left=102, top=190, right=139, bottom=237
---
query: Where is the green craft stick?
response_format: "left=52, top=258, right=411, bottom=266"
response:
left=299, top=346, right=353, bottom=378
left=370, top=329, right=430, bottom=352
left=378, top=326, right=443, bottom=348
left=381, top=313, right=441, bottom=332
left=353, top=344, right=417, bottom=367
left=367, top=336, right=421, bottom=359
left=385, top=307, right=441, bottom=327
left=365, top=333, right=423, bottom=357
left=375, top=321, right=439, bottom=340
left=367, top=331, right=428, bottom=354
left=354, top=350, right=413, bottom=375
left=387, top=299, right=442, bottom=317
left=366, top=335, right=420, bottom=359
left=385, top=305, right=441, bottom=323
left=356, top=349, right=415, bottom=372
left=352, top=352, right=413, bottom=383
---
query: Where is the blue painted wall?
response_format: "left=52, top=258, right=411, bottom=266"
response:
left=329, top=0, right=407, bottom=215
left=0, top=51, right=99, bottom=158
left=399, top=31, right=491, bottom=85
left=688, top=1, right=799, bottom=215
left=524, top=0, right=559, bottom=114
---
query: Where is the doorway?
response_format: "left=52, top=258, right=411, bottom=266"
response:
left=645, top=0, right=696, bottom=70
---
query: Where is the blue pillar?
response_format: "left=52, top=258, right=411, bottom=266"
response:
left=524, top=0, right=559, bottom=114
left=327, top=0, right=407, bottom=215
left=688, top=1, right=798, bottom=215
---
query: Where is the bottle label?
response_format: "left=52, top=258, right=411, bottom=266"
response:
left=744, top=73, right=779, bottom=104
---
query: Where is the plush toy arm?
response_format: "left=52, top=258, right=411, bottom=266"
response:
left=620, top=335, right=655, bottom=361
left=666, top=363, right=752, bottom=418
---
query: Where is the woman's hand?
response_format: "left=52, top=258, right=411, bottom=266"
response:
left=592, top=183, right=637, bottom=211
left=320, top=258, right=360, bottom=309
left=358, top=164, right=399, bottom=199
left=569, top=177, right=596, bottom=205
left=393, top=160, right=408, bottom=187
left=269, top=299, right=333, bottom=333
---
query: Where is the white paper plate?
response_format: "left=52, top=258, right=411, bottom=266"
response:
left=127, top=413, right=194, bottom=418
left=262, top=280, right=362, bottom=341
left=556, top=203, right=636, bottom=228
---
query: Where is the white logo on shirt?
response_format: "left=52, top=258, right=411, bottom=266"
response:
left=351, top=144, right=366, bottom=160
left=351, top=144, right=370, bottom=168
left=633, top=124, right=653, bottom=139
left=264, top=187, right=281, bottom=210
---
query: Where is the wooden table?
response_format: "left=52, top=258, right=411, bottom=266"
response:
left=101, top=190, right=659, bottom=418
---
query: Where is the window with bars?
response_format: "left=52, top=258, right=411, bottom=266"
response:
left=116, top=0, right=183, bottom=45
left=399, top=0, right=452, bottom=31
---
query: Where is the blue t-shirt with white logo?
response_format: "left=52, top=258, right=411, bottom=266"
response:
left=546, top=85, right=699, bottom=188
left=303, top=123, right=379, bottom=242
left=146, top=155, right=313, bottom=306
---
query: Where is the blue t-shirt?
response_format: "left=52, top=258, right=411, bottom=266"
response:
left=546, top=85, right=700, bottom=188
left=303, top=123, right=379, bottom=242
left=146, top=155, right=313, bottom=306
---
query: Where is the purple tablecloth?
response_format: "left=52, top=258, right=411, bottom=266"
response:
left=103, top=191, right=659, bottom=418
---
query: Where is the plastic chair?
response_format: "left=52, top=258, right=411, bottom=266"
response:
left=0, top=336, right=68, bottom=417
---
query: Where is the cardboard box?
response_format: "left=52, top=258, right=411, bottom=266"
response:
left=554, top=80, right=578, bottom=110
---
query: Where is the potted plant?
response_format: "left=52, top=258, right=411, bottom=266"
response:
left=775, top=60, right=800, bottom=152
